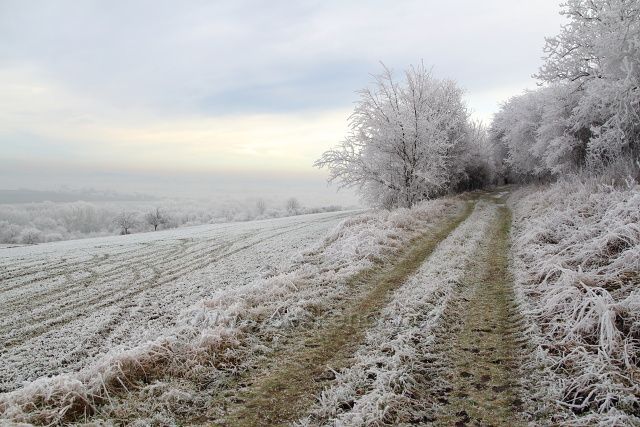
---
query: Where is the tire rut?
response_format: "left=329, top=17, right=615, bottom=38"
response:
left=426, top=195, right=526, bottom=426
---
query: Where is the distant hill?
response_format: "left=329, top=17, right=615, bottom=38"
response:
left=0, top=189, right=157, bottom=204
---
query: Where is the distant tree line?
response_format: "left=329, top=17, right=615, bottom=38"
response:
left=0, top=198, right=344, bottom=244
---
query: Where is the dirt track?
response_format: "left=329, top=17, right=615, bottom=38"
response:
left=430, top=195, right=525, bottom=426
left=217, top=200, right=476, bottom=426
left=198, top=192, right=525, bottom=426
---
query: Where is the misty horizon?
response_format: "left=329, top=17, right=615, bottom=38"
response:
left=0, top=160, right=358, bottom=206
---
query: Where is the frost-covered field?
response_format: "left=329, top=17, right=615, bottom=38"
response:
left=510, top=179, right=640, bottom=425
left=0, top=197, right=462, bottom=424
left=0, top=211, right=354, bottom=392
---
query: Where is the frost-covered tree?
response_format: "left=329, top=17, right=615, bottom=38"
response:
left=489, top=90, right=546, bottom=181
left=285, top=197, right=300, bottom=214
left=255, top=198, right=267, bottom=216
left=315, top=63, right=471, bottom=208
left=538, top=0, right=640, bottom=167
left=0, top=220, right=22, bottom=244
left=61, top=202, right=100, bottom=234
left=533, top=84, right=587, bottom=175
left=19, top=227, right=43, bottom=245
left=491, top=0, right=640, bottom=183
left=491, top=86, right=584, bottom=180
left=144, top=208, right=166, bottom=231
left=114, top=211, right=137, bottom=235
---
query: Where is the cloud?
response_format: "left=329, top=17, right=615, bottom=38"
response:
left=0, top=0, right=563, bottom=113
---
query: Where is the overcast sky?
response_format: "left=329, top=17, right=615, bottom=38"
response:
left=0, top=1, right=564, bottom=203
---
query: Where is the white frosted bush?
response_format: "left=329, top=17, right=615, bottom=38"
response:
left=19, top=227, right=43, bottom=245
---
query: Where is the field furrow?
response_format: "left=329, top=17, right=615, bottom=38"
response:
left=0, top=211, right=353, bottom=392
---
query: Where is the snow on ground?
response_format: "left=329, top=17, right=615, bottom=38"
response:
left=0, top=198, right=463, bottom=424
left=0, top=211, right=354, bottom=392
left=299, top=199, right=497, bottom=425
left=510, top=178, right=640, bottom=425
